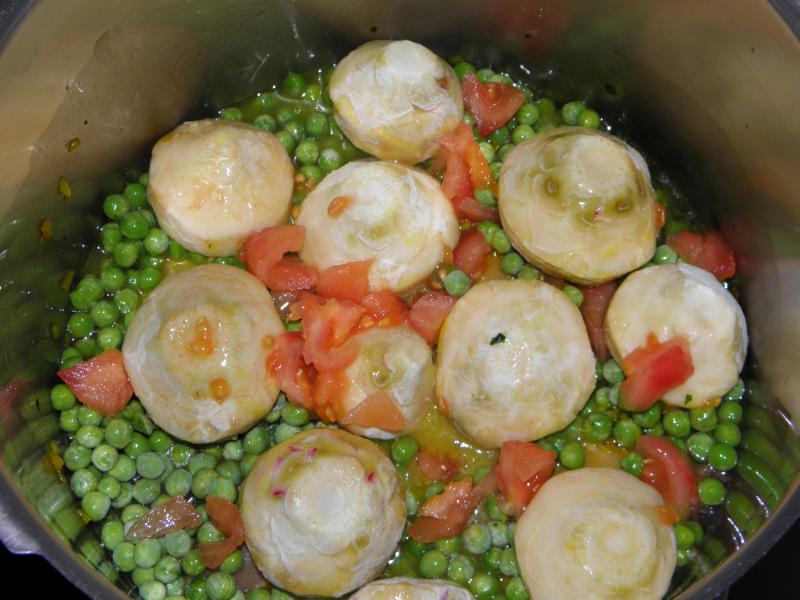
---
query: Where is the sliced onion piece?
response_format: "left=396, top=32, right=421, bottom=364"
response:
left=516, top=468, right=676, bottom=600
left=498, top=127, right=657, bottom=284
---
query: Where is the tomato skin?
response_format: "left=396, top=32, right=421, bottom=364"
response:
left=439, top=122, right=495, bottom=192
left=667, top=230, right=736, bottom=281
left=461, top=73, right=526, bottom=137
left=267, top=333, right=314, bottom=410
left=316, top=260, right=373, bottom=304
left=287, top=291, right=324, bottom=321
left=301, top=300, right=364, bottom=372
left=636, top=435, right=699, bottom=519
left=415, top=450, right=460, bottom=482
left=407, top=291, right=458, bottom=345
left=494, top=441, right=556, bottom=515
left=58, top=349, right=133, bottom=418
left=242, top=225, right=319, bottom=291
left=200, top=496, right=245, bottom=569
left=578, top=281, right=617, bottom=362
left=453, top=229, right=491, bottom=278
left=620, top=334, right=694, bottom=411
left=440, top=148, right=473, bottom=204
left=339, top=392, right=405, bottom=432
left=360, top=290, right=409, bottom=328
left=311, top=369, right=349, bottom=423
left=452, top=194, right=499, bottom=222
left=655, top=202, right=666, bottom=232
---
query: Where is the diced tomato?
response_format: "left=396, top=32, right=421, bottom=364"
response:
left=462, top=73, right=526, bottom=137
left=408, top=473, right=498, bottom=543
left=667, top=230, right=736, bottom=281
left=316, top=260, right=373, bottom=304
left=301, top=300, right=364, bottom=372
left=200, top=496, right=245, bottom=569
left=636, top=435, right=699, bottom=520
left=494, top=441, right=556, bottom=515
left=126, top=496, right=202, bottom=540
left=416, top=450, right=460, bottom=482
left=439, top=122, right=495, bottom=192
left=655, top=202, right=666, bottom=232
left=242, top=225, right=319, bottom=291
left=57, top=349, right=133, bottom=418
left=287, top=290, right=324, bottom=321
left=360, top=290, right=408, bottom=327
left=407, top=291, right=458, bottom=345
left=267, top=333, right=313, bottom=410
left=453, top=229, right=491, bottom=278
left=578, top=281, right=617, bottom=362
left=439, top=149, right=473, bottom=205
left=452, top=195, right=499, bottom=222
left=311, top=369, right=349, bottom=423
left=620, top=334, right=694, bottom=411
left=340, top=392, right=405, bottom=431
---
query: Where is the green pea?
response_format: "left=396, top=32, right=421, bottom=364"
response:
left=488, top=520, right=508, bottom=547
left=516, top=102, right=539, bottom=125
left=483, top=546, right=502, bottom=571
left=50, top=384, right=77, bottom=411
left=462, top=524, right=492, bottom=554
left=663, top=410, right=691, bottom=437
left=475, top=188, right=496, bottom=207
left=586, top=412, right=613, bottom=442
left=490, top=229, right=512, bottom=254
left=506, top=577, right=529, bottom=600
left=614, top=418, right=641, bottom=448
left=192, top=468, right=218, bottom=499
left=82, top=490, right=111, bottom=521
left=66, top=312, right=93, bottom=339
left=113, top=481, right=134, bottom=507
left=602, top=359, right=625, bottom=384
left=124, top=182, right=148, bottom=208
left=110, top=454, right=137, bottom=482
left=470, top=572, right=499, bottom=600
left=121, top=211, right=151, bottom=240
left=724, top=378, right=745, bottom=401
left=512, top=124, right=535, bottom=144
left=690, top=407, right=718, bottom=432
left=561, top=100, right=587, bottom=125
left=561, top=284, right=583, bottom=307
left=219, top=107, right=243, bottom=121
left=71, top=277, right=105, bottom=310
left=209, top=477, right=238, bottom=503
left=206, top=571, right=237, bottom=600
left=418, top=549, right=448, bottom=578
left=478, top=142, right=495, bottom=163
left=497, top=143, right=515, bottom=162
left=634, top=404, right=662, bottom=429
left=284, top=121, right=304, bottom=141
left=155, top=555, right=181, bottom=583
left=101, top=520, right=125, bottom=550
left=181, top=550, right=205, bottom=577
left=433, top=536, right=460, bottom=556
left=476, top=220, right=500, bottom=242
left=113, top=542, right=136, bottom=572
left=114, top=288, right=140, bottom=314
left=447, top=553, right=474, bottom=584
left=454, top=62, right=475, bottom=79
left=189, top=452, right=218, bottom=475
left=187, top=578, right=207, bottom=600
left=318, top=148, right=342, bottom=172
left=77, top=405, right=102, bottom=426
left=219, top=550, right=245, bottom=574
left=719, top=401, right=743, bottom=424
left=282, top=72, right=305, bottom=97
left=622, top=451, right=644, bottom=477
left=698, top=478, right=726, bottom=506
left=687, top=432, right=714, bottom=462
left=113, top=241, right=140, bottom=268
left=303, top=112, right=327, bottom=138
left=560, top=442, right=585, bottom=469
left=168, top=240, right=188, bottom=260
left=89, top=300, right=119, bottom=329
left=390, top=436, right=420, bottom=464
left=243, top=426, right=270, bottom=455
left=70, top=468, right=98, bottom=498
left=500, top=252, right=524, bottom=275
left=275, top=130, right=296, bottom=153
left=76, top=424, right=104, bottom=448
left=101, top=223, right=123, bottom=253
left=708, top=443, right=738, bottom=471
left=577, top=109, right=601, bottom=129
left=674, top=523, right=695, bottom=549
left=500, top=547, right=519, bottom=576
left=91, top=444, right=119, bottom=472
left=488, top=126, right=509, bottom=145
left=132, top=478, right=161, bottom=505
left=254, top=114, right=277, bottom=132
left=517, top=264, right=541, bottom=280
left=490, top=161, right=502, bottom=180
left=486, top=493, right=509, bottom=521
left=164, top=468, right=192, bottom=497
left=126, top=432, right=153, bottom=459
left=294, top=140, right=319, bottom=166
left=281, top=403, right=310, bottom=427
left=653, top=244, right=678, bottom=265
left=475, top=68, right=495, bottom=83
left=102, top=419, right=131, bottom=449
left=63, top=443, right=91, bottom=471
left=104, top=194, right=130, bottom=221
left=715, top=422, right=742, bottom=447
left=444, top=270, right=471, bottom=297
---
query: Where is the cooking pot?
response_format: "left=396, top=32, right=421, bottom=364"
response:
left=1, top=0, right=799, bottom=598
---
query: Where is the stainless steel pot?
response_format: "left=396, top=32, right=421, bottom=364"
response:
left=1, top=1, right=799, bottom=598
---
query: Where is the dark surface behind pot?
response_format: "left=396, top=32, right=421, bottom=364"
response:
left=1, top=1, right=800, bottom=599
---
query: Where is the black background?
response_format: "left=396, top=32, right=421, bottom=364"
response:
left=2, top=519, right=798, bottom=599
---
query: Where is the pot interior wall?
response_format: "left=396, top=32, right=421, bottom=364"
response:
left=0, top=1, right=799, bottom=598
